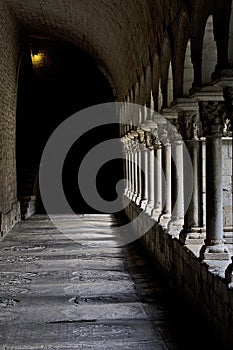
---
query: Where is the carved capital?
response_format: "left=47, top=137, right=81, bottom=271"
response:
left=159, top=127, right=169, bottom=145
left=167, top=120, right=182, bottom=143
left=136, top=128, right=145, bottom=145
left=200, top=101, right=226, bottom=137
left=178, top=111, right=201, bottom=140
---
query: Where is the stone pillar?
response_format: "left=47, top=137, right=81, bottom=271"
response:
left=151, top=142, right=162, bottom=221
left=131, top=131, right=140, bottom=203
left=200, top=101, right=230, bottom=260
left=132, top=143, right=138, bottom=203
left=136, top=128, right=144, bottom=206
left=127, top=134, right=133, bottom=198
left=142, top=123, right=157, bottom=216
left=122, top=136, right=129, bottom=196
left=177, top=107, right=204, bottom=244
left=140, top=127, right=149, bottom=210
left=159, top=125, right=172, bottom=228
left=168, top=131, right=185, bottom=237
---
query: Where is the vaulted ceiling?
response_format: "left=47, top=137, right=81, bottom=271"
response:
left=6, top=0, right=163, bottom=97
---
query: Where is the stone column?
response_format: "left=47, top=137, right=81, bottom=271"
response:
left=200, top=101, right=230, bottom=260
left=136, top=128, right=144, bottom=206
left=127, top=134, right=133, bottom=198
left=122, top=136, right=129, bottom=196
left=145, top=121, right=158, bottom=216
left=168, top=130, right=185, bottom=237
left=159, top=125, right=172, bottom=228
left=177, top=108, right=205, bottom=244
left=140, top=127, right=149, bottom=210
left=131, top=131, right=140, bottom=203
left=151, top=142, right=162, bottom=221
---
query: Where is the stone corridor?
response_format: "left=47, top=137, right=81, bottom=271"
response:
left=0, top=214, right=219, bottom=350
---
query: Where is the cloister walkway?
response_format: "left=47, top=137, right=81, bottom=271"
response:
left=0, top=214, right=219, bottom=349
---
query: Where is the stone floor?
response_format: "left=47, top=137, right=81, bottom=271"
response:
left=0, top=214, right=221, bottom=350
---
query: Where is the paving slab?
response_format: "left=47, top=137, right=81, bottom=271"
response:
left=0, top=214, right=221, bottom=349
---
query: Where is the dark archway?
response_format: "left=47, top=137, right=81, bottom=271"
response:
left=16, top=38, right=122, bottom=216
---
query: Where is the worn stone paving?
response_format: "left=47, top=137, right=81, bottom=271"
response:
left=0, top=214, right=217, bottom=350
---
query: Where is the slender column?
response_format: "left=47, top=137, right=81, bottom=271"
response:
left=127, top=135, right=133, bottom=198
left=132, top=145, right=138, bottom=202
left=159, top=127, right=172, bottom=228
left=140, top=128, right=149, bottom=210
left=122, top=136, right=129, bottom=196
left=177, top=109, right=205, bottom=244
left=168, top=130, right=184, bottom=237
left=144, top=122, right=158, bottom=216
left=145, top=147, right=155, bottom=215
left=129, top=135, right=135, bottom=200
left=151, top=143, right=162, bottom=221
left=200, top=101, right=230, bottom=260
left=130, top=131, right=139, bottom=202
left=136, top=128, right=144, bottom=206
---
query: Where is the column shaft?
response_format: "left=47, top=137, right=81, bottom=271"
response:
left=145, top=149, right=155, bottom=215
left=206, top=137, right=223, bottom=242
left=152, top=146, right=162, bottom=220
left=141, top=148, right=149, bottom=210
left=159, top=143, right=172, bottom=226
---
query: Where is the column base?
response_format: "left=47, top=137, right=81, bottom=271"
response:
left=132, top=192, right=138, bottom=203
left=151, top=208, right=161, bottom=221
left=135, top=195, right=142, bottom=206
left=159, top=213, right=171, bottom=228
left=140, top=199, right=148, bottom=211
left=179, top=227, right=205, bottom=245
left=145, top=203, right=154, bottom=216
left=168, top=218, right=184, bottom=238
left=129, top=191, right=135, bottom=201
left=200, top=240, right=230, bottom=260
left=125, top=189, right=131, bottom=198
left=225, top=257, right=233, bottom=285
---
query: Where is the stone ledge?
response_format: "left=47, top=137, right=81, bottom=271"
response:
left=0, top=201, right=21, bottom=238
left=124, top=198, right=233, bottom=348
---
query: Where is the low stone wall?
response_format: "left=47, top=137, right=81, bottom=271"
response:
left=0, top=201, right=21, bottom=238
left=124, top=197, right=233, bottom=348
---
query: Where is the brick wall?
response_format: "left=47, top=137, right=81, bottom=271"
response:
left=0, top=0, right=21, bottom=235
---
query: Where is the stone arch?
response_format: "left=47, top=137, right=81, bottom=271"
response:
left=158, top=78, right=163, bottom=113
left=160, top=34, right=173, bottom=108
left=172, top=10, right=191, bottom=97
left=145, top=64, right=152, bottom=106
left=183, top=40, right=194, bottom=96
left=134, top=81, right=140, bottom=104
left=139, top=72, right=146, bottom=107
left=202, top=15, right=218, bottom=85
left=167, top=62, right=173, bottom=106
left=151, top=53, right=160, bottom=112
left=190, top=0, right=209, bottom=88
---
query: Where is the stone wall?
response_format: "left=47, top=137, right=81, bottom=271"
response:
left=124, top=197, right=233, bottom=348
left=0, top=0, right=21, bottom=236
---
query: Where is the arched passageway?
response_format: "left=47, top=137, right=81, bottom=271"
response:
left=16, top=39, right=122, bottom=216
left=0, top=0, right=232, bottom=348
